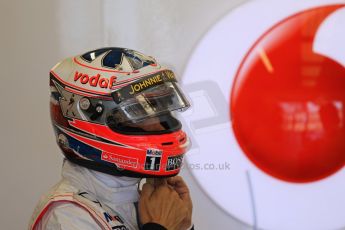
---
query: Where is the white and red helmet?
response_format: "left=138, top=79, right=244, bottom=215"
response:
left=50, top=47, right=191, bottom=177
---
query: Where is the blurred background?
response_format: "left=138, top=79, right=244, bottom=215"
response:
left=1, top=0, right=344, bottom=229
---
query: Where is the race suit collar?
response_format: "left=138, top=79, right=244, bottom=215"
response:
left=61, top=159, right=140, bottom=207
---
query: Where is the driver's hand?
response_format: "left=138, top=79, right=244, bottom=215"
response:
left=139, top=179, right=188, bottom=230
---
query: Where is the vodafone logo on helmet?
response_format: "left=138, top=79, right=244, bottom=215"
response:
left=182, top=0, right=345, bottom=229
left=74, top=71, right=117, bottom=89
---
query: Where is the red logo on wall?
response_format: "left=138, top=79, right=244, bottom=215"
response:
left=231, top=5, right=345, bottom=183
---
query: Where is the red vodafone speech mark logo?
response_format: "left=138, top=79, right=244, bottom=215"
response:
left=231, top=5, right=345, bottom=183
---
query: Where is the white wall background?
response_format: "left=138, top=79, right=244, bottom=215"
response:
left=0, top=0, right=250, bottom=229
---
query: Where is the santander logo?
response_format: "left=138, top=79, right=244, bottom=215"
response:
left=74, top=71, right=117, bottom=89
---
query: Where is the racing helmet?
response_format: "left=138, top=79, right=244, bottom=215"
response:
left=50, top=47, right=191, bottom=177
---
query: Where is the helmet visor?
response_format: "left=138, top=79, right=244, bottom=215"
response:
left=111, top=70, right=190, bottom=123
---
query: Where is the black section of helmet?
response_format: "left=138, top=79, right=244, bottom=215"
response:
left=64, top=154, right=177, bottom=178
left=106, top=112, right=182, bottom=135
left=81, top=47, right=155, bottom=70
